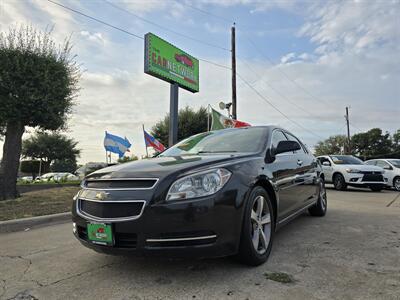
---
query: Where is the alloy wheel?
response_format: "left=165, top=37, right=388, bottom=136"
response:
left=395, top=178, right=400, bottom=191
left=250, top=196, right=271, bottom=254
left=319, top=180, right=327, bottom=211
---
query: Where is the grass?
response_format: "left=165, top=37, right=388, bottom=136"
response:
left=0, top=186, right=81, bottom=221
left=264, top=272, right=295, bottom=284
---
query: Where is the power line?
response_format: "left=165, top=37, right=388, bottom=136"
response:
left=178, top=1, right=234, bottom=24
left=236, top=72, right=324, bottom=140
left=47, top=0, right=144, bottom=40
left=104, top=0, right=231, bottom=52
left=46, top=0, right=231, bottom=72
left=238, top=58, right=326, bottom=121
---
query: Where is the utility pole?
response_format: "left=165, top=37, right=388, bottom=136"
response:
left=231, top=23, right=237, bottom=120
left=169, top=83, right=179, bottom=147
left=345, top=107, right=351, bottom=154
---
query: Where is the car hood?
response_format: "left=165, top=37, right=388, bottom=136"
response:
left=336, top=164, right=384, bottom=172
left=86, top=153, right=256, bottom=180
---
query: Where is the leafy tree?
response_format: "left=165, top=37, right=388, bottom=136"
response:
left=22, top=132, right=80, bottom=173
left=351, top=128, right=393, bottom=159
left=117, top=155, right=139, bottom=164
left=0, top=25, right=79, bottom=199
left=393, top=129, right=400, bottom=151
left=314, top=135, right=347, bottom=156
left=51, top=159, right=77, bottom=173
left=151, top=106, right=208, bottom=146
left=20, top=160, right=49, bottom=179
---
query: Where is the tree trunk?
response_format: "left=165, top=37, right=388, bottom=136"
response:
left=0, top=122, right=25, bottom=200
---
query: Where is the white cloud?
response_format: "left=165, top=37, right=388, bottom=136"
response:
left=80, top=31, right=106, bottom=45
left=280, top=52, right=296, bottom=64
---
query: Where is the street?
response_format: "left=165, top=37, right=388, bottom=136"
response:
left=1, top=188, right=399, bottom=300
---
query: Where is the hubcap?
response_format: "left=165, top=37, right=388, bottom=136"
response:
left=319, top=180, right=327, bottom=210
left=250, top=196, right=271, bottom=254
left=395, top=178, right=400, bottom=191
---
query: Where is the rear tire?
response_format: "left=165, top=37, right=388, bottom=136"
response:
left=238, top=186, right=275, bottom=266
left=333, top=174, right=347, bottom=191
left=309, top=177, right=327, bottom=217
left=370, top=185, right=383, bottom=192
left=393, top=177, right=400, bottom=191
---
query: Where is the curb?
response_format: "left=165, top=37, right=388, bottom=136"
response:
left=0, top=212, right=71, bottom=234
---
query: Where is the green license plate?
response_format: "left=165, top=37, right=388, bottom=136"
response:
left=87, top=223, right=113, bottom=245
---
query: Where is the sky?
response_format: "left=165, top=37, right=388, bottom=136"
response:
left=1, top=0, right=399, bottom=164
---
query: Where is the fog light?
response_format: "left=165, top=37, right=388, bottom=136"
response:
left=72, top=222, right=77, bottom=234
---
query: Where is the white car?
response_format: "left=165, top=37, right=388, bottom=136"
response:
left=365, top=159, right=400, bottom=191
left=317, top=155, right=386, bottom=191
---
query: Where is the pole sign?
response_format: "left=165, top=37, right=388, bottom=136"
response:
left=144, top=33, right=199, bottom=93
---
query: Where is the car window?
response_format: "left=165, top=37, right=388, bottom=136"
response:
left=160, top=127, right=268, bottom=156
left=388, top=159, right=400, bottom=168
left=284, top=132, right=306, bottom=154
left=330, top=155, right=363, bottom=165
left=271, top=130, right=288, bottom=154
left=318, top=157, right=331, bottom=165
left=365, top=160, right=376, bottom=165
left=376, top=160, right=390, bottom=169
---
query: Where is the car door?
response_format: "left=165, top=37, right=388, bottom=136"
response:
left=267, top=129, right=303, bottom=220
left=284, top=131, right=318, bottom=208
left=376, top=160, right=394, bottom=185
left=319, top=156, right=334, bottom=182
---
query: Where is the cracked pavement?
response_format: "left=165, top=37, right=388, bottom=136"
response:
left=1, top=188, right=399, bottom=300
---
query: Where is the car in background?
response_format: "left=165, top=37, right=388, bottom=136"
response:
left=18, top=176, right=34, bottom=183
left=317, top=155, right=386, bottom=191
left=52, top=172, right=80, bottom=182
left=365, top=159, right=400, bottom=191
left=36, top=172, right=79, bottom=182
left=72, top=126, right=327, bottom=266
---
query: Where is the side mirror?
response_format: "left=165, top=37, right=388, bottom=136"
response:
left=384, top=166, right=393, bottom=170
left=275, top=140, right=301, bottom=155
left=322, top=161, right=331, bottom=166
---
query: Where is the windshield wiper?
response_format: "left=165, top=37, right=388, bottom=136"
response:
left=197, top=150, right=238, bottom=154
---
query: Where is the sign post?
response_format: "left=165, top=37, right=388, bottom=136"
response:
left=144, top=33, right=199, bottom=147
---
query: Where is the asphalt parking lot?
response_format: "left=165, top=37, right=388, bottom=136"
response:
left=1, top=187, right=399, bottom=300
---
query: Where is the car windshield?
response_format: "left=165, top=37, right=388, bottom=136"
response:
left=388, top=159, right=400, bottom=168
left=160, top=127, right=268, bottom=157
left=330, top=155, right=363, bottom=165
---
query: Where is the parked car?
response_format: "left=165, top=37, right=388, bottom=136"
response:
left=35, top=172, right=56, bottom=182
left=72, top=126, right=327, bottom=266
left=317, top=155, right=386, bottom=191
left=52, top=172, right=80, bottom=182
left=18, top=176, right=34, bottom=183
left=365, top=159, right=400, bottom=191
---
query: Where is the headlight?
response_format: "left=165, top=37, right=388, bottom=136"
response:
left=166, top=168, right=232, bottom=201
left=345, top=168, right=362, bottom=173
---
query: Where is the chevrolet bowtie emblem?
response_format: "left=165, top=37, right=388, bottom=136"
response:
left=95, top=191, right=109, bottom=201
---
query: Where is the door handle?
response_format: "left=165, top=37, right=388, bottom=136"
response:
left=297, top=160, right=303, bottom=166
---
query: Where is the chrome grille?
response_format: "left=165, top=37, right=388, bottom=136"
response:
left=82, top=178, right=158, bottom=190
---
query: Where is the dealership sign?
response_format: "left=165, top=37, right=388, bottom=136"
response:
left=144, top=33, right=199, bottom=93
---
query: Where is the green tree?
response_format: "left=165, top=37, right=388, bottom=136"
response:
left=22, top=132, right=80, bottom=173
left=151, top=106, right=208, bottom=146
left=117, top=155, right=139, bottom=164
left=393, top=129, right=400, bottom=151
left=314, top=135, right=347, bottom=156
left=351, top=128, right=393, bottom=159
left=0, top=25, right=79, bottom=199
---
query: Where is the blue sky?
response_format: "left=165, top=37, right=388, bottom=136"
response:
left=1, top=0, right=399, bottom=163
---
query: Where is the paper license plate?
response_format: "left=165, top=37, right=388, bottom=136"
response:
left=87, top=223, right=113, bottom=245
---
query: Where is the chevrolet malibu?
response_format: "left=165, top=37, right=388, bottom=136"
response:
left=72, top=126, right=327, bottom=266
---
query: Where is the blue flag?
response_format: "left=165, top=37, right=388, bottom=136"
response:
left=104, top=131, right=131, bottom=158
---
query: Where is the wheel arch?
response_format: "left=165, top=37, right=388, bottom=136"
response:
left=253, top=178, right=278, bottom=225
left=332, top=171, right=344, bottom=181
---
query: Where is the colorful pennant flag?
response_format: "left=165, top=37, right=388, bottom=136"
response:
left=210, top=108, right=251, bottom=131
left=104, top=132, right=131, bottom=158
left=143, top=130, right=166, bottom=153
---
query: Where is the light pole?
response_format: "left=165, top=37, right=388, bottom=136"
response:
left=219, top=101, right=233, bottom=118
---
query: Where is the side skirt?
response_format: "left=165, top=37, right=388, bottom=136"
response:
left=275, top=201, right=316, bottom=231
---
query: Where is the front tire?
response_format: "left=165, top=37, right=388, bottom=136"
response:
left=309, top=177, right=327, bottom=217
left=238, top=186, right=274, bottom=266
left=333, top=173, right=347, bottom=191
left=370, top=185, right=383, bottom=192
left=393, top=177, right=400, bottom=191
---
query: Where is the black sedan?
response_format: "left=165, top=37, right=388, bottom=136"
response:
left=72, top=126, right=327, bottom=266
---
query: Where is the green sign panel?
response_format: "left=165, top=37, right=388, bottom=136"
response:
left=144, top=33, right=199, bottom=93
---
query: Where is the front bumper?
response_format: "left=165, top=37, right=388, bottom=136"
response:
left=72, top=190, right=245, bottom=259
left=345, top=173, right=387, bottom=187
